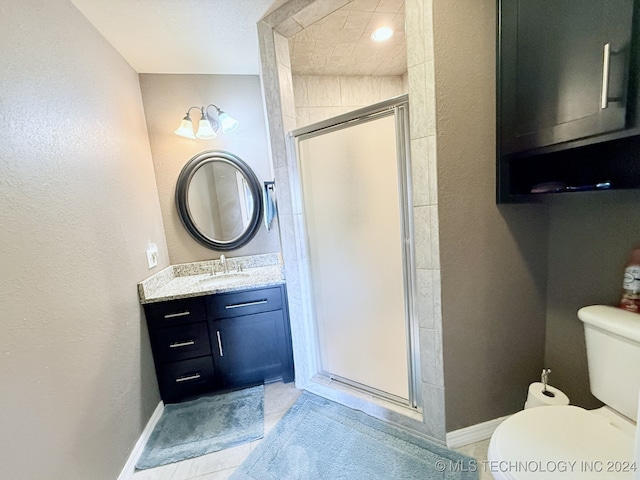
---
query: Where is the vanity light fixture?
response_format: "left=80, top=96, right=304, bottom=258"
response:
left=371, top=26, right=394, bottom=42
left=174, top=104, right=239, bottom=140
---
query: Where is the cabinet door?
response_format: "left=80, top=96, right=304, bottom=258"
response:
left=500, top=0, right=634, bottom=154
left=211, top=310, right=293, bottom=387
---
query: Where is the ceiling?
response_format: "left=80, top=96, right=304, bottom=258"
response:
left=288, top=0, right=406, bottom=76
left=70, top=0, right=406, bottom=76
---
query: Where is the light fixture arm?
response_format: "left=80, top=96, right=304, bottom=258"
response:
left=175, top=104, right=238, bottom=139
left=205, top=104, right=223, bottom=116
left=184, top=106, right=202, bottom=117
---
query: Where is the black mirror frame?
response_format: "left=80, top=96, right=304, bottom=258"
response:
left=175, top=150, right=264, bottom=251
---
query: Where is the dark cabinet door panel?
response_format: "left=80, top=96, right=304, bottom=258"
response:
left=212, top=310, right=293, bottom=386
left=500, top=0, right=634, bottom=154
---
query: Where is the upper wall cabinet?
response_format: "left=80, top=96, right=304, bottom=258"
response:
left=497, top=0, right=640, bottom=202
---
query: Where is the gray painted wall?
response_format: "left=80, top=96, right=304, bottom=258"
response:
left=545, top=191, right=640, bottom=408
left=139, top=74, right=281, bottom=265
left=0, top=0, right=168, bottom=478
left=432, top=0, right=550, bottom=431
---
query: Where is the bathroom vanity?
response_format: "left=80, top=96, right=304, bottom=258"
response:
left=138, top=255, right=294, bottom=403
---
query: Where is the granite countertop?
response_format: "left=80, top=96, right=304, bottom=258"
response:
left=138, top=253, right=285, bottom=304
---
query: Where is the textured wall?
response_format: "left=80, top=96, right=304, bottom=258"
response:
left=139, top=74, right=281, bottom=265
left=545, top=191, right=640, bottom=408
left=432, top=0, right=550, bottom=431
left=0, top=0, right=167, bottom=479
left=292, top=74, right=406, bottom=127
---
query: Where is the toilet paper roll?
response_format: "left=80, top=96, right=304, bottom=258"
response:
left=524, top=382, right=570, bottom=409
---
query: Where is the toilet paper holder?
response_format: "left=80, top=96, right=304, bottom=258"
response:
left=541, top=368, right=555, bottom=398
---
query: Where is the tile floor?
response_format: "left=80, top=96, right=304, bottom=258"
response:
left=132, top=381, right=493, bottom=480
left=455, top=439, right=494, bottom=480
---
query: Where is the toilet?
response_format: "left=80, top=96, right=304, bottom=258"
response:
left=488, top=305, right=640, bottom=479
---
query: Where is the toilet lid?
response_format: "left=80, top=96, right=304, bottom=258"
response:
left=489, top=406, right=635, bottom=480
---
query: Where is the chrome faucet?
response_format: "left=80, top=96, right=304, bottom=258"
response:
left=220, top=254, right=228, bottom=274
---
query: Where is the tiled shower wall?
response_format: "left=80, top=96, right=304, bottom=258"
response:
left=292, top=74, right=406, bottom=127
left=405, top=0, right=445, bottom=439
left=258, top=0, right=445, bottom=442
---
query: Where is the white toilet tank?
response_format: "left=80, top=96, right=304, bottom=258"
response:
left=578, top=305, right=640, bottom=420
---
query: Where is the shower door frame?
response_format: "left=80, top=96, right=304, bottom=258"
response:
left=291, top=95, right=421, bottom=409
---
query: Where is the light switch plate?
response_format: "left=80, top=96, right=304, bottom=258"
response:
left=146, top=243, right=158, bottom=269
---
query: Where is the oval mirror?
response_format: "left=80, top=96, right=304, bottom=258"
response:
left=175, top=150, right=263, bottom=251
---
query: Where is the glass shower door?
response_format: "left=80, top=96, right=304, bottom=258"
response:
left=298, top=109, right=411, bottom=402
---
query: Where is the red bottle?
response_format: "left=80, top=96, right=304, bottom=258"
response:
left=620, top=248, right=640, bottom=313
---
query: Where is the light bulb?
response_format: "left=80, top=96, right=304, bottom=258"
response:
left=371, top=27, right=394, bottom=42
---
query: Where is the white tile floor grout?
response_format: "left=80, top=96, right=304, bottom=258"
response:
left=132, top=381, right=493, bottom=480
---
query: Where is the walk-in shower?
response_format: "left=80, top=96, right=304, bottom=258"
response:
left=292, top=95, right=420, bottom=408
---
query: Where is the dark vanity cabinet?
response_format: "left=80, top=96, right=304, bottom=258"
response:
left=497, top=0, right=640, bottom=202
left=207, top=288, right=294, bottom=387
left=144, top=285, right=294, bottom=403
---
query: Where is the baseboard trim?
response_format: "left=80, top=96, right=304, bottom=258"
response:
left=446, top=414, right=511, bottom=449
left=117, top=401, right=164, bottom=480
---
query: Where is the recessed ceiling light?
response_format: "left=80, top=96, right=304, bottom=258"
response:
left=371, top=27, right=394, bottom=42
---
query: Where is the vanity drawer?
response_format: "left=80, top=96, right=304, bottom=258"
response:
left=152, top=322, right=211, bottom=363
left=144, top=297, right=206, bottom=328
left=207, top=286, right=282, bottom=319
left=158, top=356, right=216, bottom=403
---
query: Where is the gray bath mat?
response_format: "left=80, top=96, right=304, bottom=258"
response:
left=231, top=391, right=477, bottom=479
left=136, top=385, right=264, bottom=470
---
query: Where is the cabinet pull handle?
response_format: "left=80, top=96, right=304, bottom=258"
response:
left=225, top=299, right=267, bottom=309
left=216, top=330, right=224, bottom=357
left=164, top=311, right=190, bottom=319
left=601, top=42, right=611, bottom=109
left=169, top=340, right=195, bottom=348
left=175, top=373, right=201, bottom=383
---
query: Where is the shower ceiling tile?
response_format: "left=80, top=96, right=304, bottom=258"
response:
left=293, top=24, right=321, bottom=43
left=294, top=42, right=316, bottom=57
left=344, top=10, right=373, bottom=29
left=287, top=1, right=406, bottom=76
left=332, top=44, right=357, bottom=59
left=338, top=28, right=365, bottom=43
left=377, top=0, right=405, bottom=13
left=292, top=0, right=350, bottom=28
left=352, top=0, right=381, bottom=11
left=365, top=12, right=398, bottom=32
left=277, top=17, right=305, bottom=37
left=316, top=9, right=349, bottom=29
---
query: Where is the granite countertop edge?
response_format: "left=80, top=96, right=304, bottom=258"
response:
left=138, top=253, right=285, bottom=305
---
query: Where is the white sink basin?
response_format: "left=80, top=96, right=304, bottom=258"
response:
left=198, top=273, right=250, bottom=289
